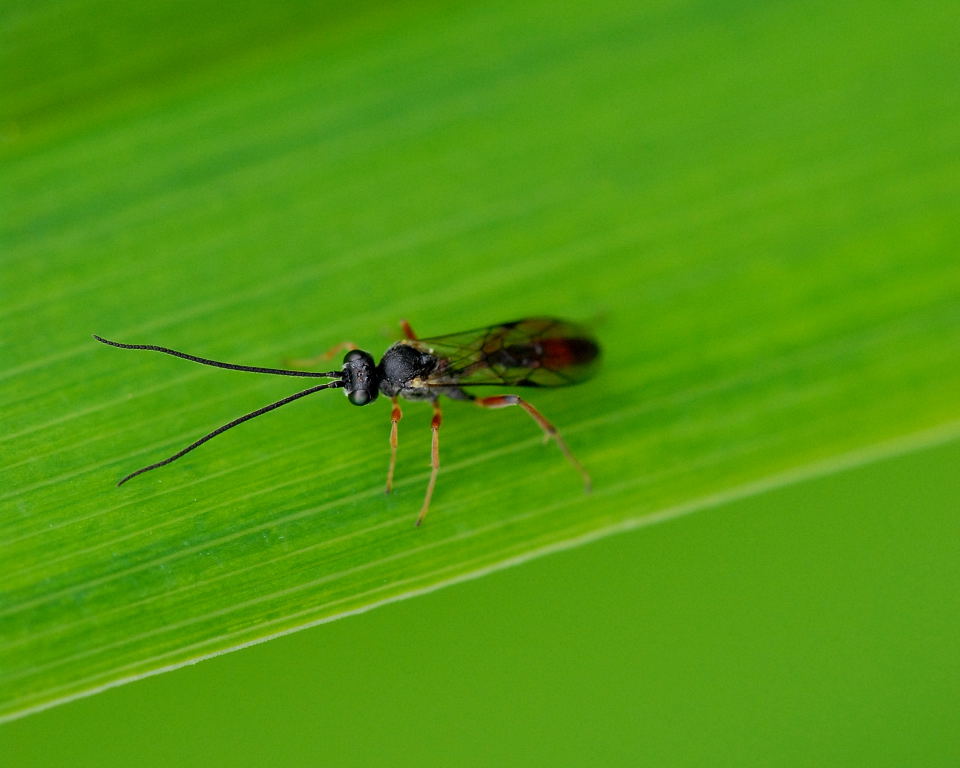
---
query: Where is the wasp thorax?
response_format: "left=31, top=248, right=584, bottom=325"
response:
left=342, top=349, right=379, bottom=406
left=377, top=343, right=436, bottom=397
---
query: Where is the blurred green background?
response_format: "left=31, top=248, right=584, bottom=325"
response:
left=3, top=0, right=959, bottom=763
left=5, top=436, right=959, bottom=766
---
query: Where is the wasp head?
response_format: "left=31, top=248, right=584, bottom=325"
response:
left=341, top=349, right=379, bottom=406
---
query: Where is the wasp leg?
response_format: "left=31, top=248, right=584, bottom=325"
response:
left=415, top=400, right=442, bottom=527
left=475, top=395, right=591, bottom=491
left=400, top=320, right=417, bottom=340
left=386, top=397, right=403, bottom=494
left=285, top=341, right=358, bottom=369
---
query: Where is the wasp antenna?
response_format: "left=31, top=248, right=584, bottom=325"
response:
left=116, top=380, right=344, bottom=486
left=93, top=335, right=341, bottom=379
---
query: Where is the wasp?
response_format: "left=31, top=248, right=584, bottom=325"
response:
left=95, top=317, right=600, bottom=525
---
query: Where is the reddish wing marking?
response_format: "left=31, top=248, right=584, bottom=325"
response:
left=539, top=337, right=595, bottom=369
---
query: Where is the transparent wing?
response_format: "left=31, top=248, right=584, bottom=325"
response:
left=418, top=317, right=600, bottom=388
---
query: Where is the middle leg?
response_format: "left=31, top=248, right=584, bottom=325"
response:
left=415, top=400, right=442, bottom=527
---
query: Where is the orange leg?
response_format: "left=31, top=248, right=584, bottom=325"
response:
left=285, top=341, right=358, bottom=369
left=415, top=400, right=442, bottom=527
left=475, top=395, right=591, bottom=491
left=400, top=320, right=417, bottom=340
left=386, top=397, right=403, bottom=493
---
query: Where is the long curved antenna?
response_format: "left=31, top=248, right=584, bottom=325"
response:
left=117, top=380, right=344, bottom=486
left=93, top=335, right=341, bottom=378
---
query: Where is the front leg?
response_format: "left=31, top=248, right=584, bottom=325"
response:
left=285, top=340, right=358, bottom=369
left=385, top=397, right=403, bottom=493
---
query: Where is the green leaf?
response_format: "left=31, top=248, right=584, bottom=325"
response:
left=2, top=0, right=959, bottom=722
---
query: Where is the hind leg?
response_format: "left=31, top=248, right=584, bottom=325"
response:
left=475, top=395, right=591, bottom=491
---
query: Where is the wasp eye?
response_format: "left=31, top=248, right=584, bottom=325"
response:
left=348, top=389, right=371, bottom=406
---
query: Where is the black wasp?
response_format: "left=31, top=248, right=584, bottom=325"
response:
left=95, top=317, right=600, bottom=525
